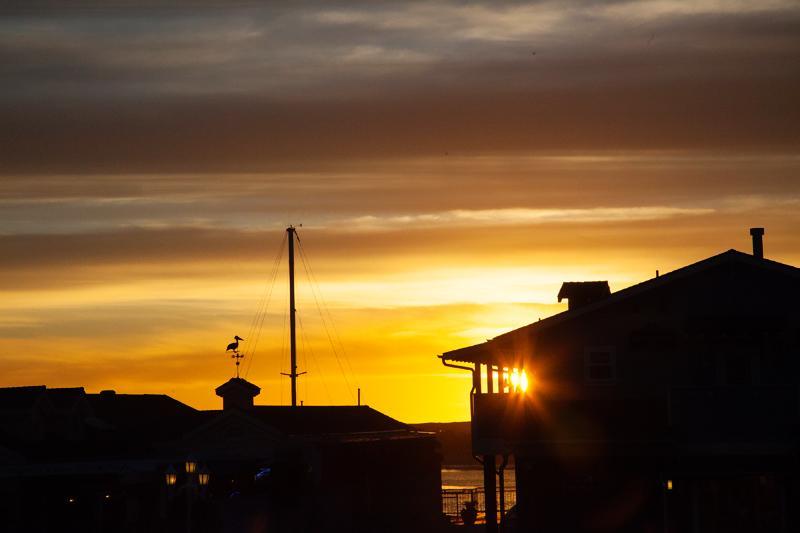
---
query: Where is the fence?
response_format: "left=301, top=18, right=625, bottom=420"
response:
left=442, top=485, right=516, bottom=524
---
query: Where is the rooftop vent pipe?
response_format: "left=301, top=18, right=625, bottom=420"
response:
left=750, top=227, right=765, bottom=259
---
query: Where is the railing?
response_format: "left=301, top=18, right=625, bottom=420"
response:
left=442, top=485, right=516, bottom=525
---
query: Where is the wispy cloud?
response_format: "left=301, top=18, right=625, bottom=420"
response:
left=343, top=206, right=714, bottom=230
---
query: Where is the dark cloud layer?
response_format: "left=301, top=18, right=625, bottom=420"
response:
left=2, top=1, right=799, bottom=172
left=3, top=79, right=799, bottom=173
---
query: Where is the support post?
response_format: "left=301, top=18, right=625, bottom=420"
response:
left=487, top=364, right=495, bottom=394
left=498, top=454, right=509, bottom=521
left=483, top=454, right=498, bottom=533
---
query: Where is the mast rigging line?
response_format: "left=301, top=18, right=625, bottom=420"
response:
left=235, top=227, right=358, bottom=405
left=297, top=311, right=333, bottom=404
left=279, top=306, right=288, bottom=406
left=243, top=231, right=286, bottom=379
left=294, top=234, right=359, bottom=401
left=294, top=235, right=359, bottom=382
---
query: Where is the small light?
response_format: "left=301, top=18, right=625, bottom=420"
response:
left=68, top=497, right=75, bottom=504
left=185, top=457, right=197, bottom=474
left=198, top=466, right=210, bottom=487
left=165, top=465, right=177, bottom=487
left=520, top=370, right=529, bottom=392
left=510, top=370, right=520, bottom=391
left=104, top=494, right=111, bottom=500
left=666, top=480, right=673, bottom=491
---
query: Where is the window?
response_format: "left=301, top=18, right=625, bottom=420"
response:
left=585, top=348, right=616, bottom=383
left=723, top=350, right=753, bottom=385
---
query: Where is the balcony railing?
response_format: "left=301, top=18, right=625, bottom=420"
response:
left=441, top=485, right=516, bottom=525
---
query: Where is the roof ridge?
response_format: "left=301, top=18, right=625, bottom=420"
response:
left=443, top=248, right=799, bottom=361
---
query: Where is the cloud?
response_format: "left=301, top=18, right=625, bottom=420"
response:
left=344, top=206, right=715, bottom=229
left=2, top=1, right=800, bottom=172
left=2, top=153, right=797, bottom=238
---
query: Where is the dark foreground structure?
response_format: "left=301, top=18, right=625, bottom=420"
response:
left=0, top=379, right=442, bottom=532
left=442, top=229, right=799, bottom=532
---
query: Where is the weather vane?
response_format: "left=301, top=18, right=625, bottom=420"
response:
left=225, top=335, right=244, bottom=377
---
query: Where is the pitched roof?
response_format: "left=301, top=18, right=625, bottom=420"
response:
left=246, top=405, right=410, bottom=436
left=215, top=377, right=261, bottom=397
left=85, top=391, right=198, bottom=431
left=443, top=249, right=800, bottom=363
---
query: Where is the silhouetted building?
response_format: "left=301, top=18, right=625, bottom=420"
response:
left=442, top=229, right=800, bottom=532
left=0, top=380, right=442, bottom=532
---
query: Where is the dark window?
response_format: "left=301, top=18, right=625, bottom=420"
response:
left=724, top=352, right=752, bottom=385
left=692, top=350, right=717, bottom=385
left=585, top=348, right=616, bottom=384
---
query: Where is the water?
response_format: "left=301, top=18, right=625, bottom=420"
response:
left=441, top=466, right=517, bottom=522
left=441, top=466, right=515, bottom=490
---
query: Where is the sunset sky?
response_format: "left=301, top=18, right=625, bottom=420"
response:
left=1, top=0, right=799, bottom=422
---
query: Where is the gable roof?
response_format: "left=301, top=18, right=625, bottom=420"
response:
left=443, top=249, right=800, bottom=364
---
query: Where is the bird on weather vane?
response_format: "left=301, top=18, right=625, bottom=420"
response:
left=225, top=335, right=244, bottom=377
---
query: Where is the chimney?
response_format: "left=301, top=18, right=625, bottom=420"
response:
left=215, top=378, right=260, bottom=411
left=749, top=227, right=765, bottom=259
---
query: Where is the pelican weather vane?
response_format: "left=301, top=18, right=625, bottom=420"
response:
left=225, top=335, right=245, bottom=377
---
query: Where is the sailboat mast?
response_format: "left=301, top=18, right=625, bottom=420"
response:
left=287, top=226, right=298, bottom=407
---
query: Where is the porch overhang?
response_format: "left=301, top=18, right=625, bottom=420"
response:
left=442, top=341, right=526, bottom=369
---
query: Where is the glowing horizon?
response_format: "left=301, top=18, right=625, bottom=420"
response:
left=2, top=1, right=800, bottom=422
left=2, top=156, right=799, bottom=422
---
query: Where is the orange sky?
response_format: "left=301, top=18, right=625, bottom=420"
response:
left=1, top=1, right=799, bottom=422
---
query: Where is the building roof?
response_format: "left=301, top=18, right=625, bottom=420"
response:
left=85, top=390, right=198, bottom=431
left=0, top=386, right=46, bottom=410
left=0, top=382, right=422, bottom=465
left=215, top=377, right=261, bottom=397
left=246, top=405, right=410, bottom=436
left=46, top=387, right=86, bottom=409
left=443, top=249, right=800, bottom=364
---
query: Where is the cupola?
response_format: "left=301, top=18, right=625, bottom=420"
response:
left=215, top=378, right=260, bottom=411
